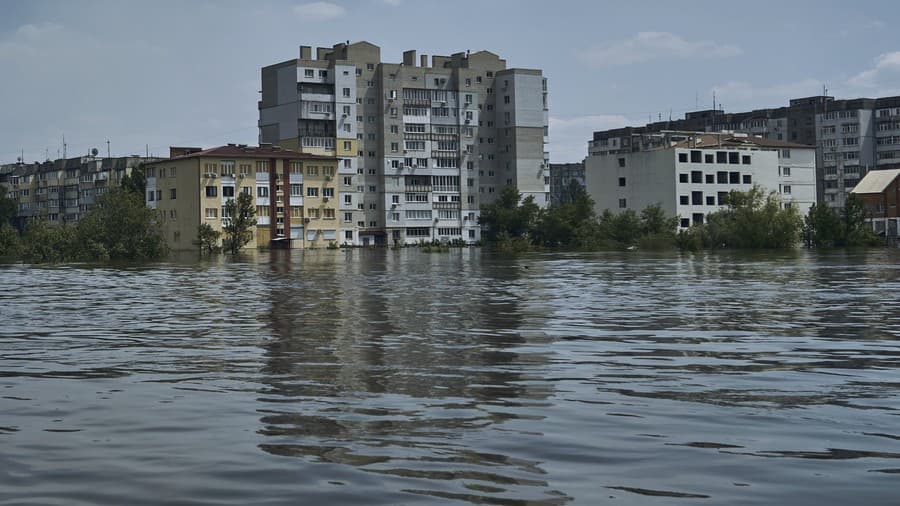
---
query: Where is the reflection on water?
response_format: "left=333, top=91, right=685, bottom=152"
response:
left=1, top=249, right=900, bottom=505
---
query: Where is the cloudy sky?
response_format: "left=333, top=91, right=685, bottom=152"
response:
left=2, top=0, right=899, bottom=164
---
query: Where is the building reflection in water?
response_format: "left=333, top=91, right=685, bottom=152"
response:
left=255, top=248, right=565, bottom=504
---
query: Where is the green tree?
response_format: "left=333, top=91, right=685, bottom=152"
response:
left=222, top=192, right=257, bottom=254
left=479, top=186, right=540, bottom=242
left=841, top=193, right=882, bottom=247
left=533, top=183, right=597, bottom=248
left=197, top=222, right=222, bottom=254
left=120, top=163, right=147, bottom=197
left=0, top=222, right=22, bottom=259
left=0, top=185, right=16, bottom=225
left=802, top=203, right=841, bottom=248
left=638, top=204, right=680, bottom=249
left=75, top=188, right=168, bottom=260
left=21, top=219, right=77, bottom=263
left=708, top=186, right=801, bottom=249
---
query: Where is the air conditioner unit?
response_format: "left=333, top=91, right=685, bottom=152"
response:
left=325, top=175, right=332, bottom=181
left=303, top=217, right=310, bottom=223
left=323, top=197, right=329, bottom=203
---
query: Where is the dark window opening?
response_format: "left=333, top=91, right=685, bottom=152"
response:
left=680, top=218, right=690, bottom=228
left=680, top=195, right=689, bottom=205
left=618, top=157, right=626, bottom=167
left=678, top=153, right=688, bottom=163
left=691, top=191, right=703, bottom=205
left=705, top=154, right=714, bottom=163
left=692, top=213, right=704, bottom=225
left=690, top=150, right=702, bottom=163
left=743, top=174, right=752, bottom=184
left=717, top=171, right=728, bottom=184
left=706, top=196, right=715, bottom=205
left=742, top=155, right=751, bottom=165
left=679, top=173, right=688, bottom=183
left=618, top=177, right=626, bottom=187
left=728, top=152, right=739, bottom=164
left=705, top=174, right=714, bottom=184
left=716, top=151, right=727, bottom=163
left=729, top=172, right=740, bottom=184
left=717, top=192, right=729, bottom=205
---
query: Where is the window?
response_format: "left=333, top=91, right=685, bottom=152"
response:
left=304, top=69, right=314, bottom=78
left=307, top=187, right=319, bottom=197
left=205, top=208, right=217, bottom=219
left=222, top=186, right=235, bottom=197
left=290, top=184, right=302, bottom=196
left=705, top=154, right=714, bottom=163
left=716, top=151, right=727, bottom=164
left=680, top=195, right=689, bottom=205
left=618, top=198, right=627, bottom=208
left=324, top=209, right=335, bottom=219
left=680, top=218, right=690, bottom=228
left=342, top=88, right=350, bottom=97
left=205, top=186, right=217, bottom=197
left=618, top=177, right=626, bottom=187
left=323, top=188, right=334, bottom=198
left=705, top=174, right=714, bottom=184
left=718, top=192, right=728, bottom=206
left=618, top=158, right=626, bottom=167
left=391, top=142, right=399, bottom=152
left=782, top=167, right=791, bottom=177
left=728, top=152, right=739, bottom=164
left=170, top=188, right=176, bottom=200
left=692, top=213, right=704, bottom=225
left=706, top=196, right=715, bottom=205
left=691, top=171, right=702, bottom=183
left=741, top=155, right=751, bottom=165
left=729, top=172, right=740, bottom=184
left=257, top=186, right=269, bottom=198
left=147, top=191, right=154, bottom=202
left=742, top=174, right=752, bottom=184
left=368, top=185, right=376, bottom=192
left=678, top=153, right=688, bottom=163
left=679, top=173, right=688, bottom=183
left=781, top=149, right=791, bottom=159
left=782, top=185, right=792, bottom=194
left=692, top=191, right=703, bottom=205
left=691, top=150, right=702, bottom=163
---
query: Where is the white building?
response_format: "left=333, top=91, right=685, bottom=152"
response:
left=585, top=133, right=816, bottom=227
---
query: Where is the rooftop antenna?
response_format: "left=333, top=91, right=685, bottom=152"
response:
left=107, top=140, right=111, bottom=158
left=63, top=134, right=67, bottom=159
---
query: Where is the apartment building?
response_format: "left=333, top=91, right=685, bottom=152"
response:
left=585, top=132, right=815, bottom=227
left=549, top=162, right=585, bottom=205
left=143, top=144, right=339, bottom=251
left=589, top=95, right=900, bottom=211
left=259, top=41, right=549, bottom=246
left=1, top=155, right=156, bottom=229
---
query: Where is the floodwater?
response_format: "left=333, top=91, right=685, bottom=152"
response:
left=2, top=249, right=900, bottom=505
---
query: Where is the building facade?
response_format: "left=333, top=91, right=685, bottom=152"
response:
left=259, top=41, right=549, bottom=246
left=144, top=145, right=339, bottom=251
left=548, top=162, right=585, bottom=205
left=589, top=94, right=900, bottom=212
left=1, top=155, right=157, bottom=229
left=585, top=133, right=816, bottom=227
left=851, top=167, right=900, bottom=239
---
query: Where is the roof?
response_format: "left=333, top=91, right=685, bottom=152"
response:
left=150, top=144, right=336, bottom=163
left=851, top=168, right=900, bottom=194
left=668, top=134, right=812, bottom=150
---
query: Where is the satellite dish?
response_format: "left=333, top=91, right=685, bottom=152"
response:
left=91, top=148, right=99, bottom=156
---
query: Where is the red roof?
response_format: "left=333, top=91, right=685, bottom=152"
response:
left=153, top=144, right=336, bottom=163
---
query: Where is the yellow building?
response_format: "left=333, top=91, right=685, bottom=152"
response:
left=145, top=144, right=340, bottom=251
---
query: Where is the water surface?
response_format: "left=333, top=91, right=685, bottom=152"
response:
left=2, top=249, right=900, bottom=505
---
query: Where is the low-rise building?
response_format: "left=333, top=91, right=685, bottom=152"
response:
left=144, top=144, right=340, bottom=251
left=585, top=132, right=815, bottom=227
left=850, top=168, right=900, bottom=238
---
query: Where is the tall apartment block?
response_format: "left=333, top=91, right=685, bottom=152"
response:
left=259, top=41, right=549, bottom=246
left=588, top=95, right=900, bottom=211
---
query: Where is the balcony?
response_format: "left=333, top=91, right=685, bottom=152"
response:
left=300, top=137, right=335, bottom=150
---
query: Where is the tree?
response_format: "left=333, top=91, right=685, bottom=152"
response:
left=0, top=185, right=16, bottom=226
left=222, top=192, right=257, bottom=254
left=802, top=195, right=880, bottom=248
left=120, top=163, right=147, bottom=197
left=75, top=188, right=168, bottom=260
left=478, top=186, right=540, bottom=242
left=706, top=186, right=801, bottom=249
left=842, top=193, right=882, bottom=247
left=0, top=223, right=21, bottom=259
left=197, top=223, right=221, bottom=254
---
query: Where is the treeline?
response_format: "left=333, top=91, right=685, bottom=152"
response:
left=479, top=182, right=679, bottom=252
left=0, top=186, right=168, bottom=263
left=479, top=183, right=881, bottom=252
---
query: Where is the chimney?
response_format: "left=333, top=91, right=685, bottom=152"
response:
left=300, top=45, right=312, bottom=60
left=420, top=54, right=428, bottom=68
left=403, top=50, right=416, bottom=67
